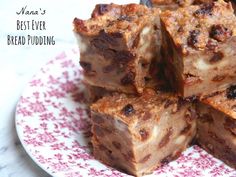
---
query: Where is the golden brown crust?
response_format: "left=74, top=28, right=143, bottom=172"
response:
left=152, top=0, right=194, bottom=6
left=201, top=85, right=236, bottom=119
left=152, top=0, right=176, bottom=5
left=151, top=0, right=214, bottom=6
left=160, top=0, right=236, bottom=55
left=91, top=89, right=189, bottom=125
left=143, top=0, right=215, bottom=10
left=74, top=3, right=159, bottom=39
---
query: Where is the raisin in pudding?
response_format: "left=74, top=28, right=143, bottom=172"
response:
left=161, top=0, right=236, bottom=98
left=90, top=89, right=196, bottom=176
left=74, top=4, right=161, bottom=94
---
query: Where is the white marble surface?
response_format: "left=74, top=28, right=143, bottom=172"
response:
left=0, top=0, right=138, bottom=177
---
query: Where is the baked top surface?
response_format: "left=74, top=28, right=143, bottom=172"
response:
left=91, top=89, right=180, bottom=125
left=151, top=0, right=175, bottom=5
left=201, top=85, right=236, bottom=120
left=161, top=0, right=236, bottom=54
left=73, top=3, right=160, bottom=37
left=151, top=0, right=196, bottom=6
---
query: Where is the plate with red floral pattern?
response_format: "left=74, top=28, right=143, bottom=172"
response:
left=15, top=49, right=236, bottom=177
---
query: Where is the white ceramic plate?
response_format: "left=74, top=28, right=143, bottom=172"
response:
left=15, top=49, right=236, bottom=177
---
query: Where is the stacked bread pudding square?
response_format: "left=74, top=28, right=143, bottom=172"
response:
left=73, top=0, right=236, bottom=176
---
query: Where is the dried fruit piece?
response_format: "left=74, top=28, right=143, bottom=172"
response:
left=159, top=128, right=173, bottom=148
left=122, top=104, right=135, bottom=116
left=199, top=113, right=214, bottom=123
left=206, top=39, right=218, bottom=51
left=177, top=26, right=184, bottom=33
left=140, top=0, right=153, bottom=8
left=210, top=24, right=232, bottom=42
left=96, top=4, right=109, bottom=16
left=112, top=141, right=122, bottom=150
left=99, top=30, right=119, bottom=46
left=187, top=30, right=200, bottom=48
left=211, top=75, right=226, bottom=82
left=139, top=154, right=151, bottom=163
left=210, top=51, right=224, bottom=63
left=226, top=85, right=236, bottom=99
left=120, top=72, right=135, bottom=85
left=115, top=51, right=135, bottom=63
left=139, top=129, right=149, bottom=141
left=194, top=3, right=214, bottom=17
left=91, top=38, right=108, bottom=51
left=160, top=154, right=172, bottom=165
